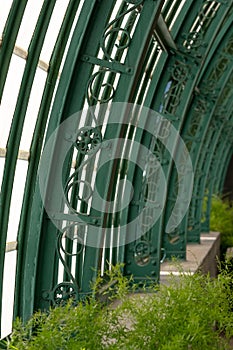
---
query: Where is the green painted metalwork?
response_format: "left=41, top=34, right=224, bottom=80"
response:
left=31, top=0, right=166, bottom=310
left=218, top=148, right=233, bottom=193
left=213, top=131, right=233, bottom=193
left=187, top=23, right=233, bottom=241
left=184, top=22, right=233, bottom=242
left=0, top=0, right=28, bottom=101
left=194, top=104, right=233, bottom=239
left=0, top=0, right=233, bottom=338
left=159, top=0, right=231, bottom=258
left=0, top=0, right=58, bottom=332
left=15, top=0, right=116, bottom=322
left=14, top=0, right=83, bottom=321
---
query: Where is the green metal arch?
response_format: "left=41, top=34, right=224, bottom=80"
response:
left=184, top=25, right=233, bottom=242
left=0, top=0, right=233, bottom=337
left=157, top=0, right=231, bottom=257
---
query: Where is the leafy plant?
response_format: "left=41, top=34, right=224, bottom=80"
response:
left=209, top=195, right=233, bottom=252
left=5, top=265, right=233, bottom=350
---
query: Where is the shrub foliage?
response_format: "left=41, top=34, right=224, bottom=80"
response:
left=209, top=195, right=233, bottom=251
left=4, top=266, right=233, bottom=350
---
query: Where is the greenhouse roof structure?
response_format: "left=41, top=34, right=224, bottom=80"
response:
left=0, top=0, right=233, bottom=338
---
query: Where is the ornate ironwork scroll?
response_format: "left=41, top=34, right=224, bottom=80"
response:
left=160, top=57, right=191, bottom=115
left=186, top=32, right=233, bottom=241
left=182, top=0, right=223, bottom=57
left=48, top=0, right=145, bottom=302
left=100, top=0, right=143, bottom=62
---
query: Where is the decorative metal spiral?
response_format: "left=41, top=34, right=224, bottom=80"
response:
left=134, top=240, right=150, bottom=266
left=59, top=223, right=85, bottom=255
left=100, top=0, right=143, bottom=61
left=75, top=126, right=102, bottom=155
left=52, top=282, right=78, bottom=306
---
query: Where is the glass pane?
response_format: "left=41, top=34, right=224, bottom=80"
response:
left=1, top=250, right=17, bottom=339
left=0, top=158, right=5, bottom=188
left=0, top=0, right=13, bottom=37
left=39, top=0, right=70, bottom=63
left=7, top=160, right=28, bottom=242
left=19, top=67, right=47, bottom=151
left=0, top=55, right=26, bottom=149
left=16, top=0, right=44, bottom=50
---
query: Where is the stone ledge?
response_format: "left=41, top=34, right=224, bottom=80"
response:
left=160, top=232, right=220, bottom=284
